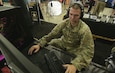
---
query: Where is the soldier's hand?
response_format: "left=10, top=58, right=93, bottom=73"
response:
left=63, top=64, right=77, bottom=73
left=28, top=44, right=40, bottom=55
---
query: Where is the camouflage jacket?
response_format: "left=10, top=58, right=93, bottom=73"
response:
left=38, top=18, right=94, bottom=71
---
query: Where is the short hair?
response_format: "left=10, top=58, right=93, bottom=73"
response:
left=69, top=3, right=84, bottom=19
left=69, top=3, right=82, bottom=11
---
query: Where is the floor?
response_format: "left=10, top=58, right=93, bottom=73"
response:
left=39, top=1, right=69, bottom=24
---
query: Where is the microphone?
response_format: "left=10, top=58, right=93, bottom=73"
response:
left=111, top=47, right=115, bottom=54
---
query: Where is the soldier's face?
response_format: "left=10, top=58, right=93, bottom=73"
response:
left=69, top=8, right=81, bottom=26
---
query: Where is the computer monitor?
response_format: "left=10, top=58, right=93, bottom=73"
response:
left=0, top=6, right=34, bottom=50
left=0, top=33, right=43, bottom=73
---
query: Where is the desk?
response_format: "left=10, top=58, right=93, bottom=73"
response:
left=22, top=45, right=73, bottom=73
left=83, top=18, right=115, bottom=41
left=83, top=18, right=115, bottom=66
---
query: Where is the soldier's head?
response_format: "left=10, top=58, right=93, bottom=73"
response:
left=69, top=3, right=84, bottom=26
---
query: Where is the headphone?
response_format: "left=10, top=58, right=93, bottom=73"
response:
left=69, top=3, right=84, bottom=19
left=64, top=3, right=84, bottom=19
left=105, top=54, right=115, bottom=73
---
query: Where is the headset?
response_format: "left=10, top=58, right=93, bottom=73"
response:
left=69, top=3, right=84, bottom=19
left=105, top=46, right=115, bottom=73
left=105, top=53, right=115, bottom=73
left=63, top=3, right=84, bottom=19
left=105, top=45, right=115, bottom=73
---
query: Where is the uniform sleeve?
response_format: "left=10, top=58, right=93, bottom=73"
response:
left=38, top=23, right=65, bottom=47
left=71, top=27, right=94, bottom=71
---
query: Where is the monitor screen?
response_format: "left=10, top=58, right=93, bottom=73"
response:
left=0, top=33, right=43, bottom=73
left=0, top=6, right=44, bottom=73
left=0, top=6, right=34, bottom=50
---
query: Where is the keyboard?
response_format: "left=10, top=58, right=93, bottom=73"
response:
left=45, top=51, right=66, bottom=73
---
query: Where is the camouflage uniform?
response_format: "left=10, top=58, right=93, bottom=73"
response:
left=38, top=18, right=94, bottom=71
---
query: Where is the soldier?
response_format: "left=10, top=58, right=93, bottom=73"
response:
left=111, top=0, right=115, bottom=15
left=0, top=0, right=3, bottom=6
left=87, top=0, right=96, bottom=13
left=28, top=3, right=94, bottom=73
left=92, top=0, right=106, bottom=16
